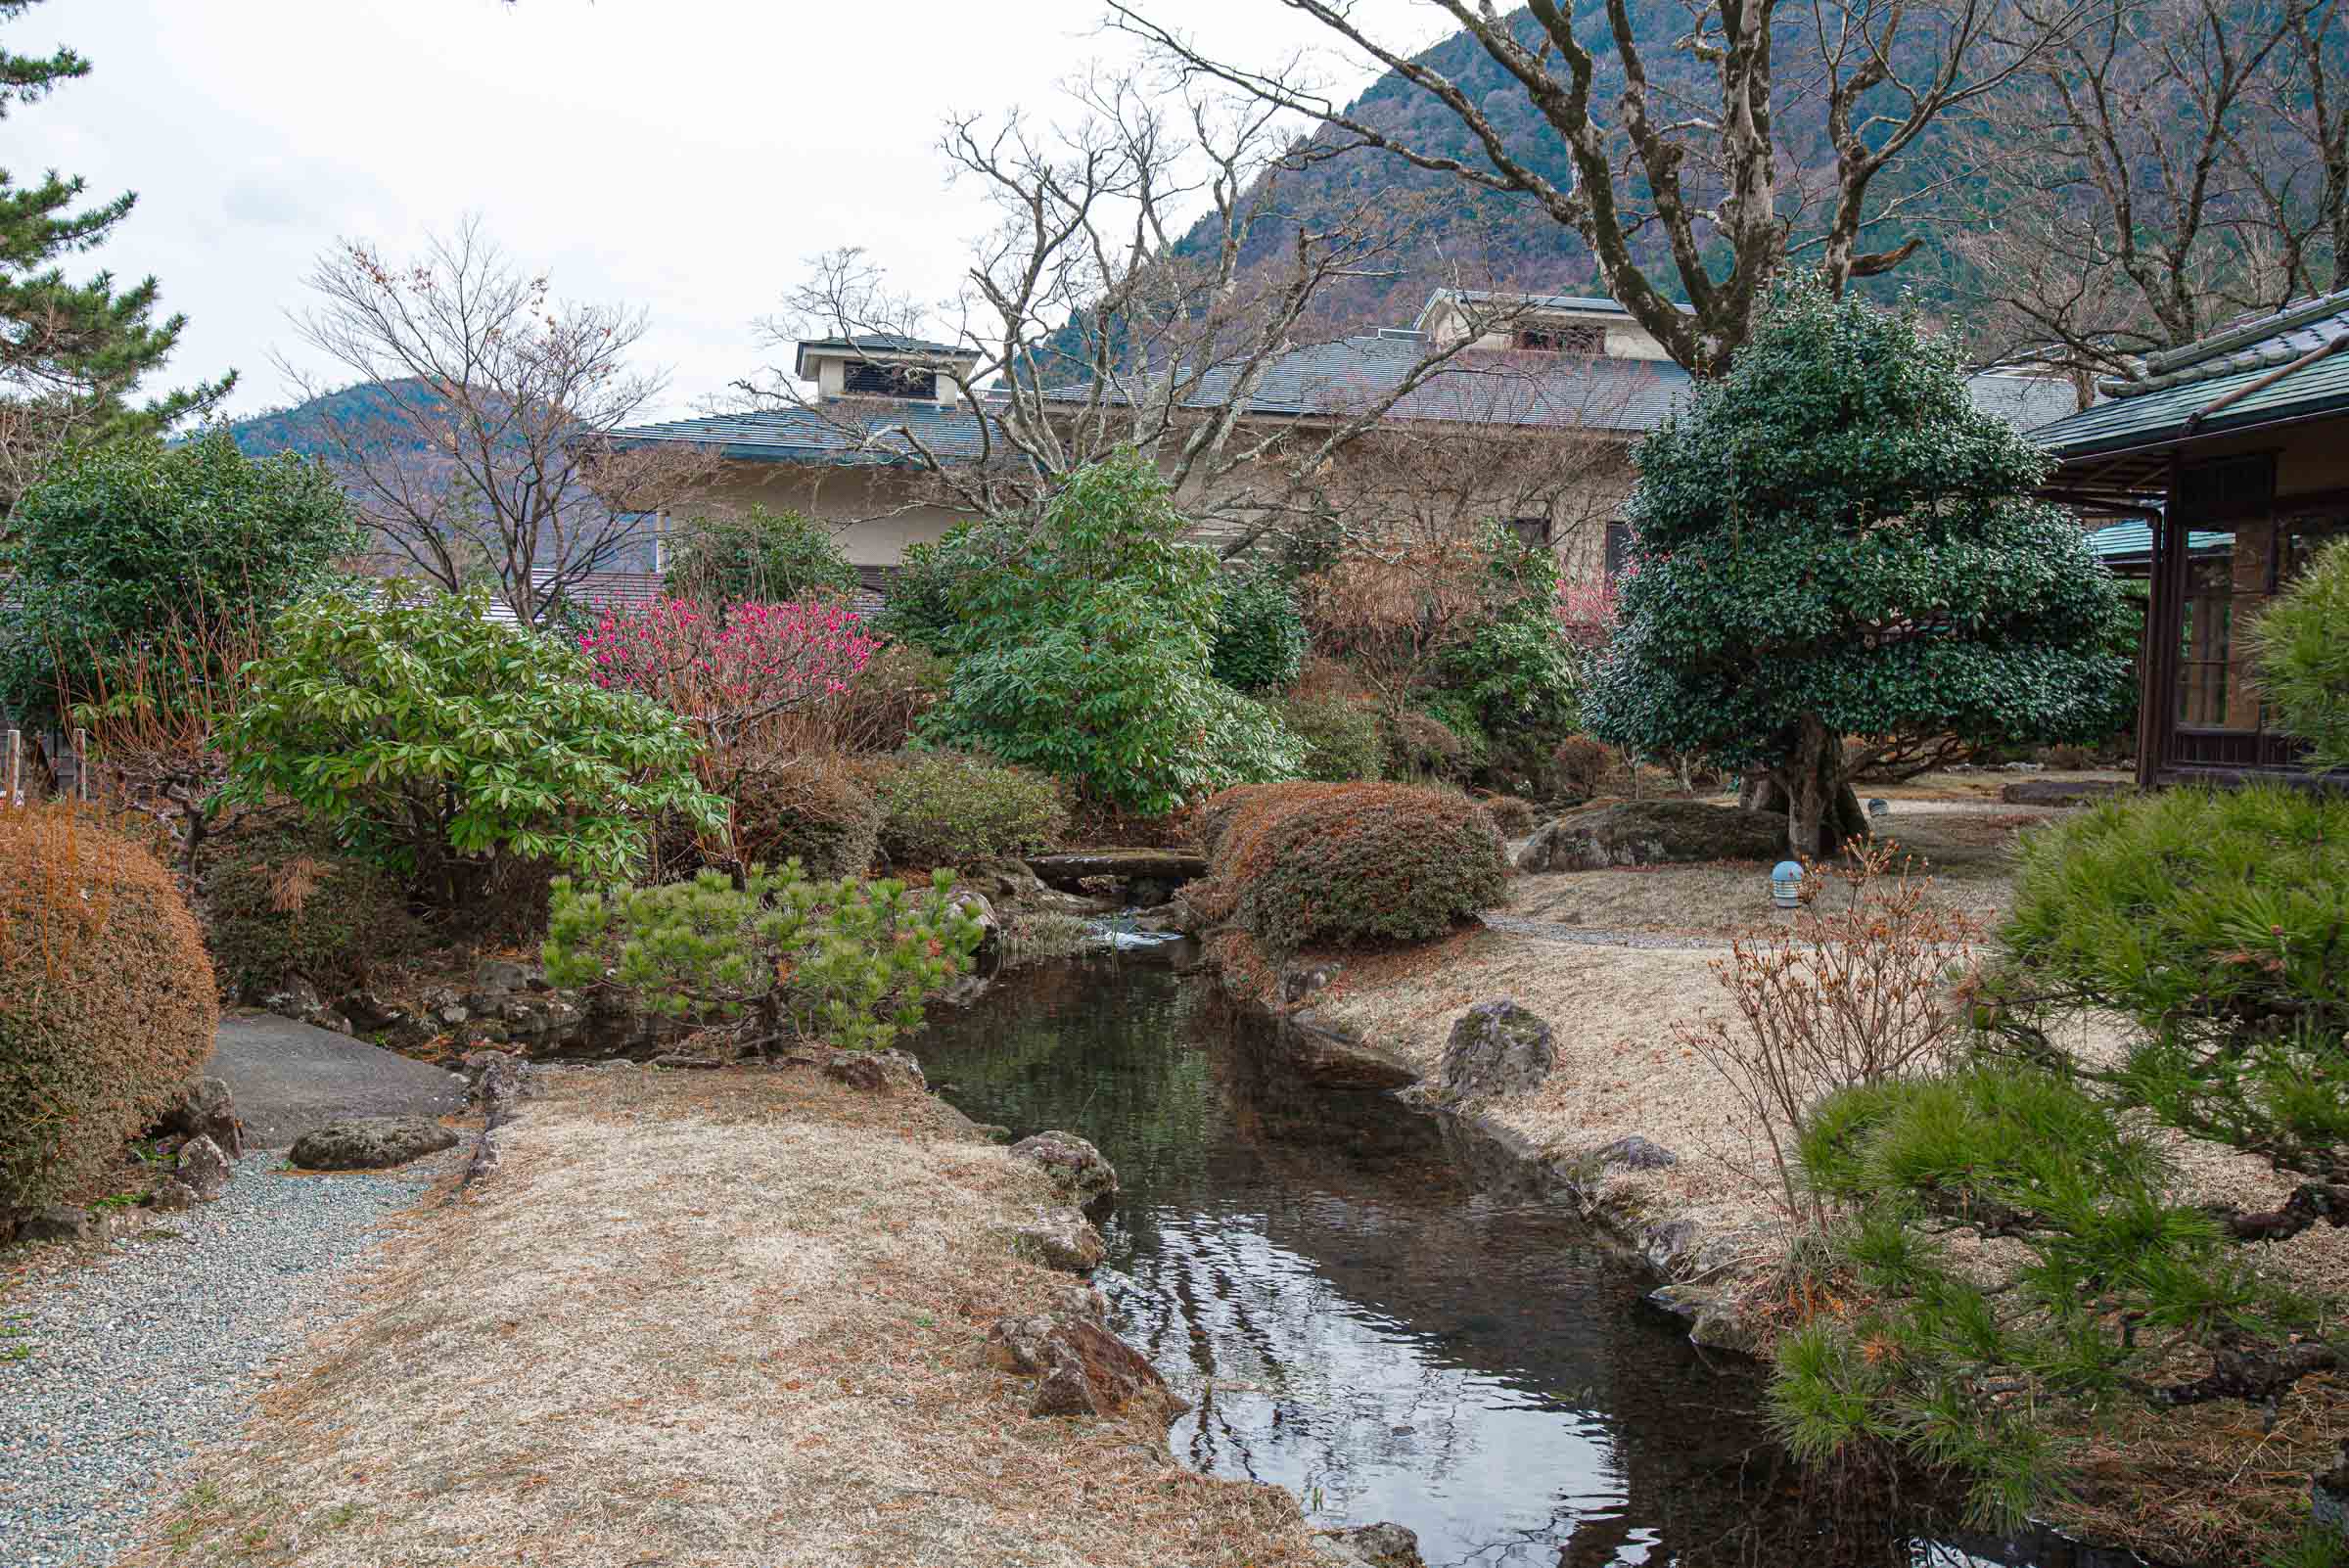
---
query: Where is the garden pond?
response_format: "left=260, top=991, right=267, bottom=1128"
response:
left=909, top=950, right=2150, bottom=1568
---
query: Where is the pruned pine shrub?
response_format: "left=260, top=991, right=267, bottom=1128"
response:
left=1989, top=782, right=2349, bottom=1178
left=1, top=805, right=218, bottom=1213
left=727, top=761, right=882, bottom=880
left=2254, top=534, right=2349, bottom=769
left=1188, top=782, right=1507, bottom=952
left=1276, top=693, right=1387, bottom=783
left=871, top=752, right=1067, bottom=867
left=542, top=863, right=984, bottom=1054
left=206, top=831, right=420, bottom=999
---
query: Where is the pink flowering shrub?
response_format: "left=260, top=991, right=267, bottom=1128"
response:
left=579, top=597, right=881, bottom=757
left=1554, top=574, right=1623, bottom=652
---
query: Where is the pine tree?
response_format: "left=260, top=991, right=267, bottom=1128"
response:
left=0, top=0, right=229, bottom=515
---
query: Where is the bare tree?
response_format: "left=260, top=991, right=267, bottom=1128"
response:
left=281, top=218, right=715, bottom=624
left=1953, top=0, right=2331, bottom=388
left=1107, top=0, right=2091, bottom=378
left=734, top=70, right=1653, bottom=559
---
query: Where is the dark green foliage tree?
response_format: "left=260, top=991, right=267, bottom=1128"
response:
left=0, top=2, right=230, bottom=514
left=875, top=520, right=1022, bottom=657
left=1774, top=784, right=2349, bottom=1538
left=1585, top=282, right=2133, bottom=854
left=0, top=430, right=358, bottom=725
left=219, top=582, right=724, bottom=907
left=921, top=452, right=1302, bottom=815
left=1210, top=572, right=1307, bottom=694
left=662, top=504, right=860, bottom=603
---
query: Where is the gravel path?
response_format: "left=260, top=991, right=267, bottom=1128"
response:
left=0, top=1152, right=451, bottom=1568
left=1479, top=911, right=1734, bottom=949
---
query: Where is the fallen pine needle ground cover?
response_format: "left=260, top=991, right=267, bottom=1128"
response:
left=114, top=1065, right=1321, bottom=1568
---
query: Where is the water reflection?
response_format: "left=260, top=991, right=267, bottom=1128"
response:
left=913, top=958, right=2098, bottom=1568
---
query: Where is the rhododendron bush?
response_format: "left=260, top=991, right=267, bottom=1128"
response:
left=579, top=597, right=881, bottom=755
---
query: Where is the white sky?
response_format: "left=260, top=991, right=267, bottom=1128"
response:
left=29, top=0, right=1448, bottom=423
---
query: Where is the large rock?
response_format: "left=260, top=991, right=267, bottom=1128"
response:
left=211, top=1014, right=470, bottom=1149
left=983, top=1312, right=1174, bottom=1418
left=1321, top=1522, right=1428, bottom=1568
left=13, top=1205, right=92, bottom=1244
left=174, top=1134, right=234, bottom=1201
left=1515, top=801, right=1787, bottom=872
left=819, top=1048, right=928, bottom=1095
left=1011, top=1206, right=1108, bottom=1272
left=1010, top=1131, right=1119, bottom=1205
left=1435, top=999, right=1555, bottom=1102
left=289, top=1115, right=460, bottom=1172
left=154, top=1075, right=243, bottom=1161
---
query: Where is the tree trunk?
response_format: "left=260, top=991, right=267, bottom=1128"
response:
left=1753, top=717, right=1868, bottom=857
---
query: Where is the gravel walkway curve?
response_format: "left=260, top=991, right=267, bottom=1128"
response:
left=1478, top=911, right=1734, bottom=950
left=0, top=1152, right=452, bottom=1568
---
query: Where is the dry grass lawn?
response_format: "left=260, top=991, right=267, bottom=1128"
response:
left=1507, top=800, right=2050, bottom=937
left=116, top=1067, right=1319, bottom=1568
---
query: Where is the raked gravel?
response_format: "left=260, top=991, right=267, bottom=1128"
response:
left=0, top=1150, right=451, bottom=1567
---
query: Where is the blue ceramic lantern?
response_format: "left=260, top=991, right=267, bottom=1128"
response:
left=1771, top=860, right=1805, bottom=908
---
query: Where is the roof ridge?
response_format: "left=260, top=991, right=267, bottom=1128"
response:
left=2101, top=288, right=2349, bottom=398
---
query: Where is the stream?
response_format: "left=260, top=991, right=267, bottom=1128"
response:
left=909, top=952, right=2129, bottom=1568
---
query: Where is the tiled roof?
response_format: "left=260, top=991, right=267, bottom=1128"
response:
left=2037, top=288, right=2349, bottom=458
left=1119, top=329, right=1692, bottom=433
left=2084, top=520, right=2234, bottom=565
left=1964, top=372, right=2084, bottom=435
left=1418, top=287, right=1639, bottom=319
left=797, top=334, right=969, bottom=356
left=604, top=400, right=1006, bottom=467
left=614, top=329, right=2067, bottom=463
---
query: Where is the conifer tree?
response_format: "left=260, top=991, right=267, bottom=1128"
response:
left=0, top=0, right=229, bottom=515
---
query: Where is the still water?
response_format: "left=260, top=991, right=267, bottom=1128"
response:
left=910, top=954, right=2118, bottom=1568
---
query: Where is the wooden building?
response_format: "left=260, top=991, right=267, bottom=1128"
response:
left=2038, top=290, right=2349, bottom=789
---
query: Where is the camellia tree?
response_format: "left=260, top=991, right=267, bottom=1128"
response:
left=1585, top=281, right=2133, bottom=855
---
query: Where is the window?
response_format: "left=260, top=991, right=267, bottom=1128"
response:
left=1603, top=520, right=1632, bottom=579
left=1515, top=324, right=1604, bottom=354
left=1506, top=515, right=1552, bottom=548
left=843, top=360, right=937, bottom=399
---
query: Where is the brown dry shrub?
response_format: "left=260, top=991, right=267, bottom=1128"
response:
left=1188, top=781, right=1507, bottom=952
left=205, top=830, right=419, bottom=1000
left=1, top=803, right=218, bottom=1213
left=1479, top=794, right=1541, bottom=837
left=727, top=757, right=882, bottom=879
left=1552, top=733, right=1615, bottom=796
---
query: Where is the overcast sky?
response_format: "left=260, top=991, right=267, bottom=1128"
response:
left=28, top=0, right=1449, bottom=424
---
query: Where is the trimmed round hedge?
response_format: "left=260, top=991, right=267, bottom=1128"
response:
left=2, top=805, right=219, bottom=1214
left=1191, top=781, right=1508, bottom=952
